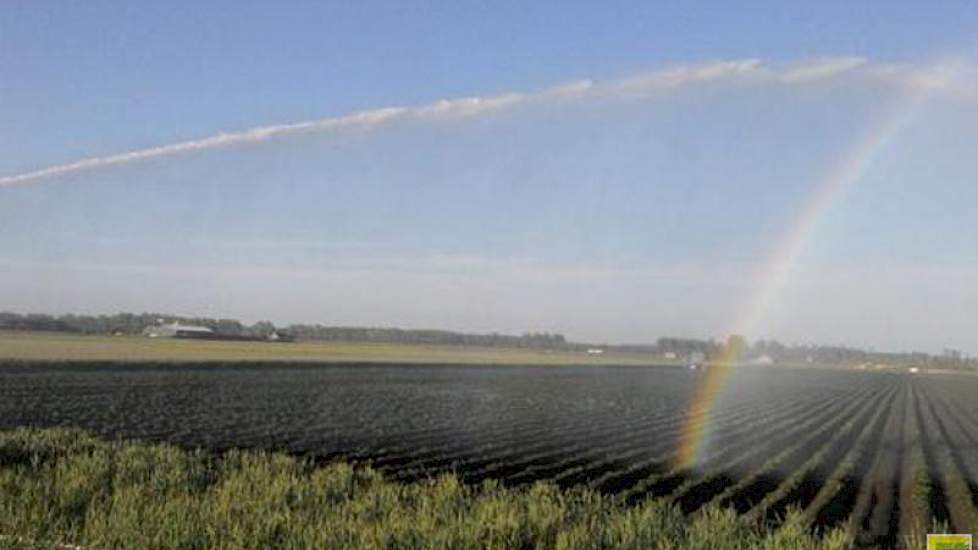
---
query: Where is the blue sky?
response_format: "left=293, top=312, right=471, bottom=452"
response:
left=2, top=2, right=977, bottom=352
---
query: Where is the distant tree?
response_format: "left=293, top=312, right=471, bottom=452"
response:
left=723, top=334, right=748, bottom=362
left=2, top=310, right=973, bottom=370
left=248, top=321, right=276, bottom=338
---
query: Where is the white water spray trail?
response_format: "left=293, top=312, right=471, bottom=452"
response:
left=1, top=57, right=967, bottom=188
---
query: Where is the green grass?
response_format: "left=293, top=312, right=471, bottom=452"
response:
left=0, top=428, right=858, bottom=549
left=0, top=331, right=673, bottom=367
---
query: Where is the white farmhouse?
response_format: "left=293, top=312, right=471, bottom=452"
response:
left=143, top=322, right=214, bottom=338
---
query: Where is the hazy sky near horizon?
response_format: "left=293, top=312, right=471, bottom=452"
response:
left=2, top=2, right=977, bottom=353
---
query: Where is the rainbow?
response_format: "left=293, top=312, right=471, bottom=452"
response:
left=672, top=86, right=931, bottom=471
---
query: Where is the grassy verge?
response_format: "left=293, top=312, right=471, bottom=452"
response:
left=0, top=331, right=671, bottom=367
left=0, top=428, right=858, bottom=549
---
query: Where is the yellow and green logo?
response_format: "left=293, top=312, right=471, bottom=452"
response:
left=928, top=534, right=973, bottom=550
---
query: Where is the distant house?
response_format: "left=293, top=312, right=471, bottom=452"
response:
left=586, top=348, right=605, bottom=355
left=267, top=331, right=295, bottom=343
left=143, top=322, right=214, bottom=339
left=142, top=322, right=295, bottom=343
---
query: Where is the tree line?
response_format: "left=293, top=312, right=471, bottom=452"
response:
left=0, top=311, right=973, bottom=370
left=0, top=312, right=567, bottom=350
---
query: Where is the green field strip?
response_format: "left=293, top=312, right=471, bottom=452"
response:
left=742, top=386, right=893, bottom=529
left=555, top=390, right=829, bottom=493
left=845, top=379, right=906, bottom=547
left=366, top=393, right=696, bottom=472
left=909, top=381, right=954, bottom=533
left=698, top=382, right=886, bottom=521
left=0, top=332, right=676, bottom=366
left=385, top=401, right=680, bottom=480
left=0, top=426, right=863, bottom=549
left=898, top=382, right=930, bottom=550
left=589, top=384, right=864, bottom=492
left=368, top=398, right=657, bottom=470
left=586, top=379, right=879, bottom=496
left=915, top=381, right=978, bottom=535
left=714, top=389, right=886, bottom=522
left=544, top=390, right=826, bottom=490
left=420, top=391, right=781, bottom=485
left=799, top=381, right=900, bottom=529
left=371, top=418, right=579, bottom=470
left=458, top=406, right=698, bottom=484
left=612, top=386, right=873, bottom=508
left=923, top=382, right=978, bottom=478
left=663, top=385, right=871, bottom=512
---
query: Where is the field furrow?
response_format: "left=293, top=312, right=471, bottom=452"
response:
left=801, top=380, right=899, bottom=532
left=4, top=362, right=978, bottom=547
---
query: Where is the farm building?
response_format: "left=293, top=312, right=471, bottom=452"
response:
left=267, top=331, right=295, bottom=343
left=142, top=321, right=294, bottom=343
left=143, top=322, right=214, bottom=339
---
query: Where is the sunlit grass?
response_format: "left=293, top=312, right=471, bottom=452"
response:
left=0, top=331, right=671, bottom=366
left=0, top=428, right=856, bottom=549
